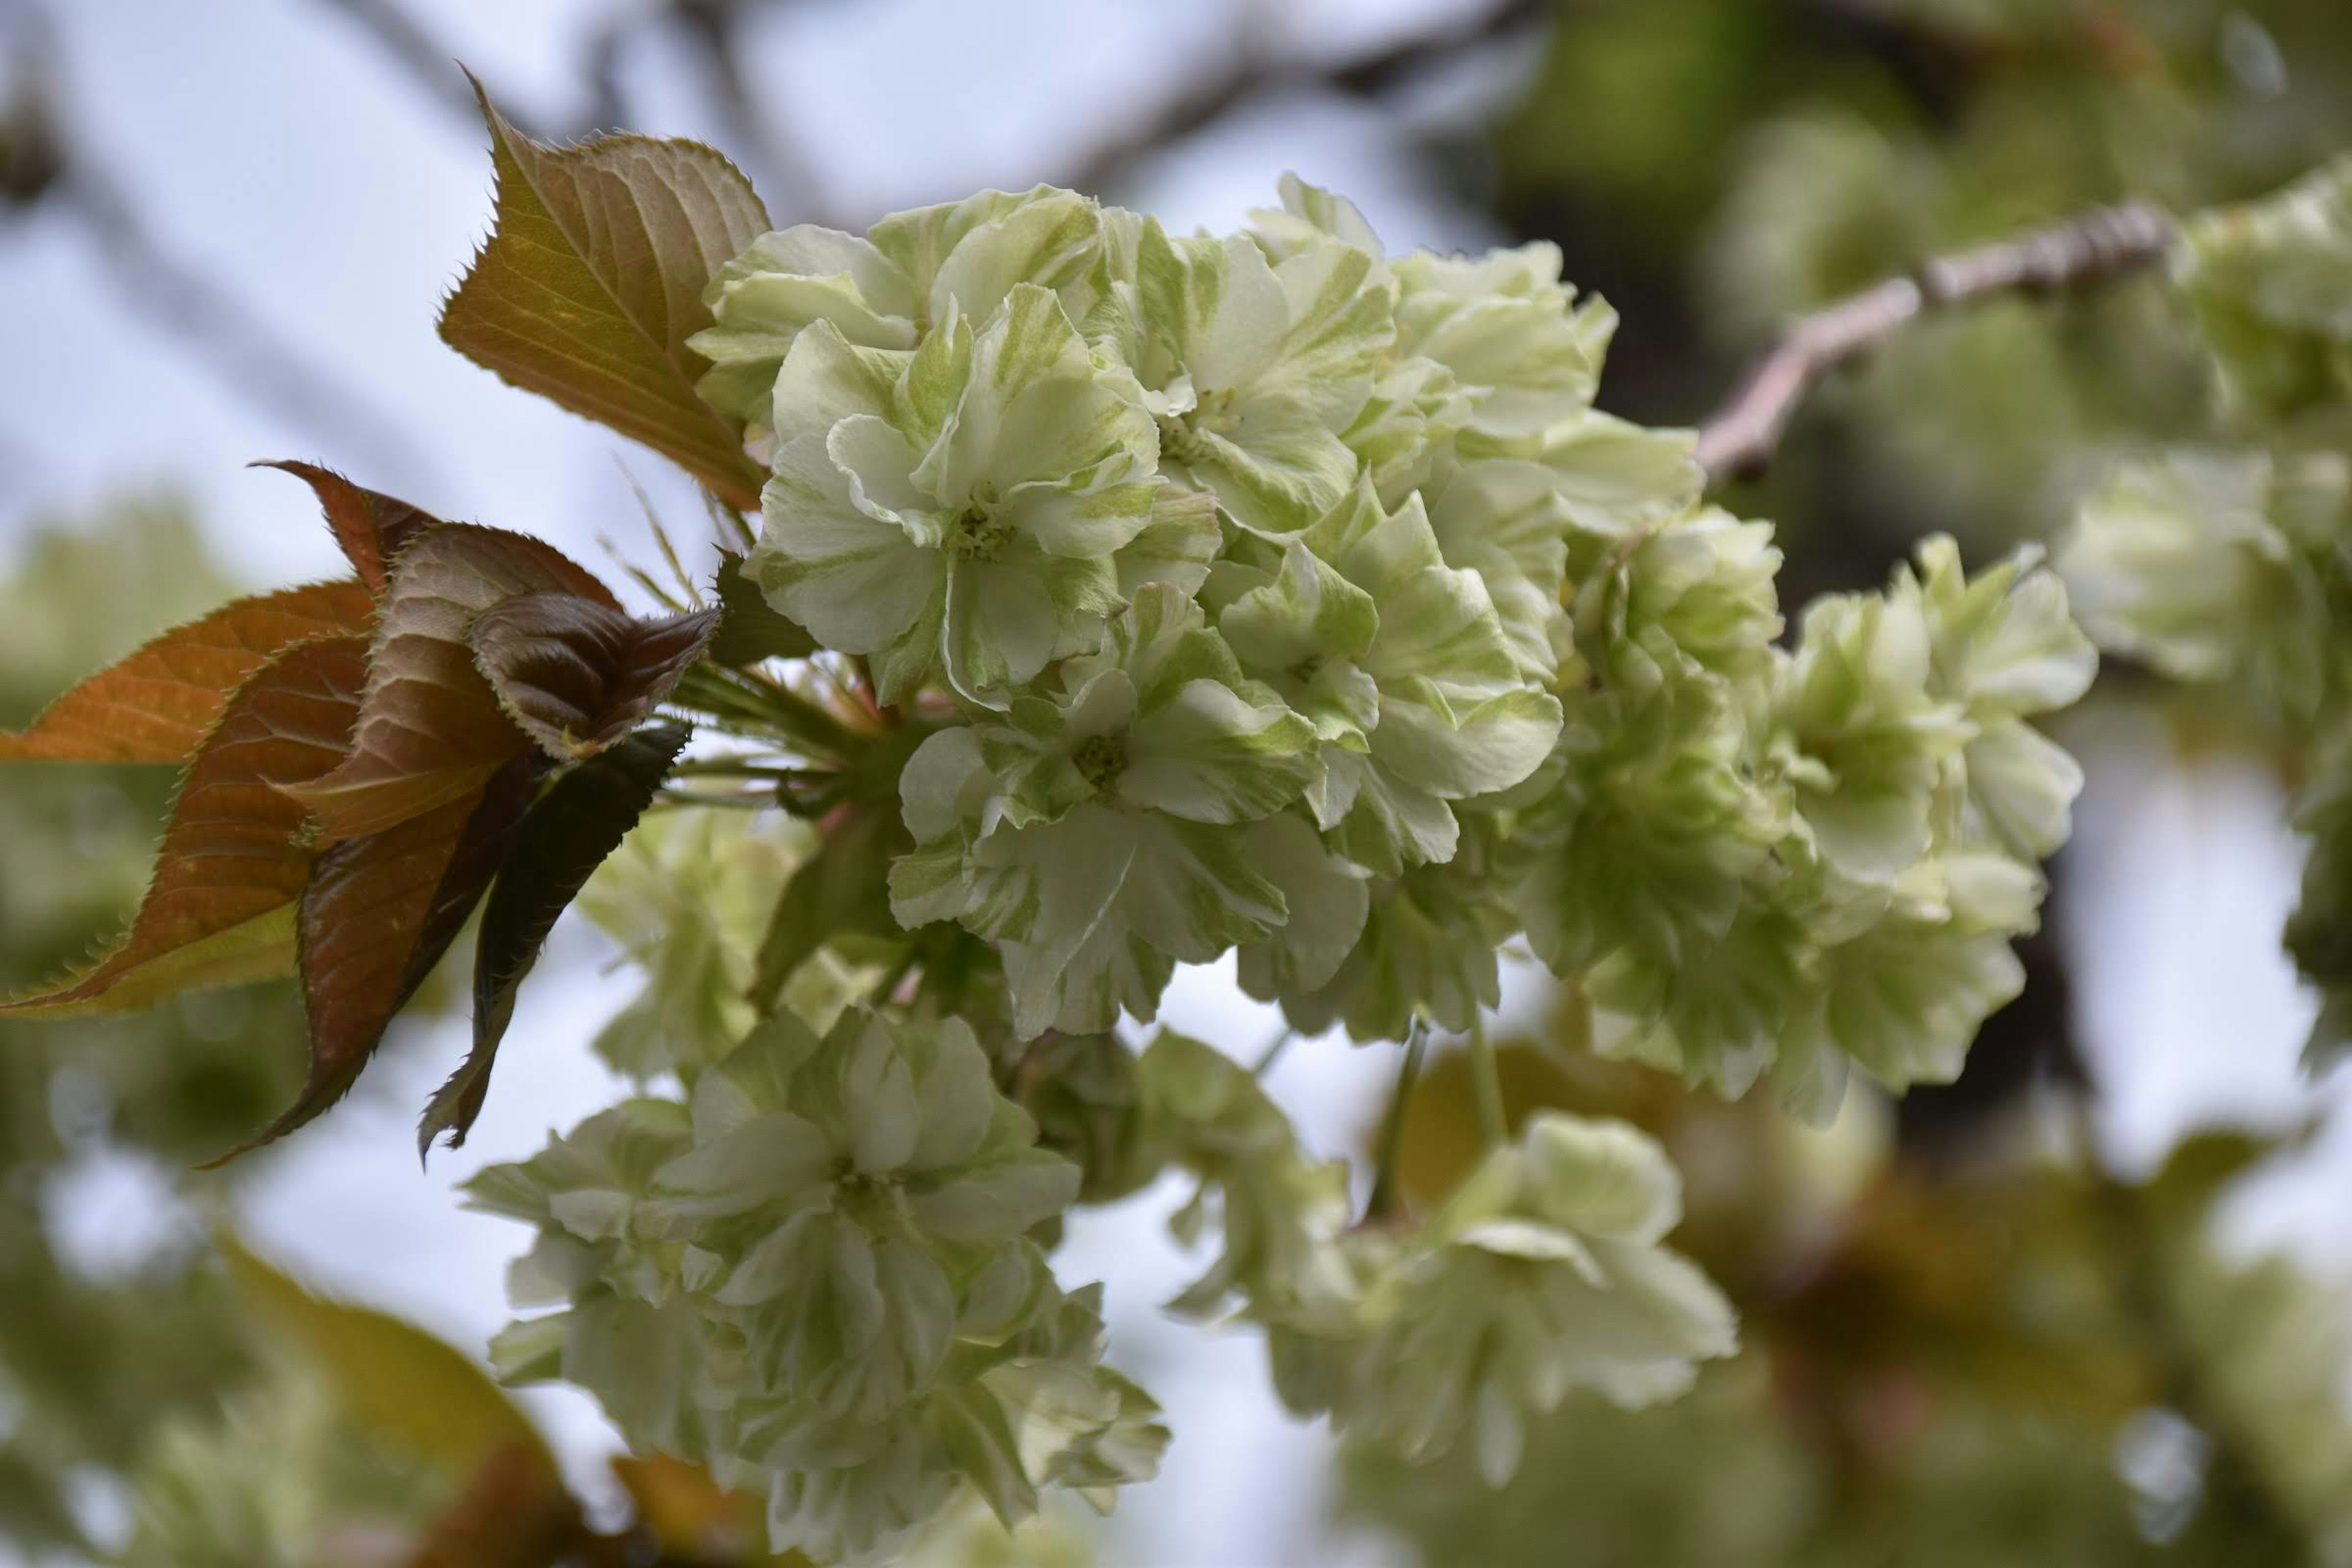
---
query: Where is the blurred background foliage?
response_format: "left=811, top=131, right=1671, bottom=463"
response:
left=1, top=0, right=2350, bottom=1563
left=1492, top=0, right=2352, bottom=575
left=1351, top=1000, right=2352, bottom=1564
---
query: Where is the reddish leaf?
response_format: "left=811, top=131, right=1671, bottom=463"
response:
left=279, top=524, right=618, bottom=843
left=218, top=755, right=543, bottom=1163
left=422, top=724, right=690, bottom=1157
left=470, top=595, right=718, bottom=761
left=439, top=77, right=771, bottom=510
left=254, top=459, right=440, bottom=590
left=1, top=636, right=369, bottom=1017
left=0, top=581, right=375, bottom=764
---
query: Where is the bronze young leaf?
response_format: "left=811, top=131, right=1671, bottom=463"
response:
left=279, top=523, right=619, bottom=843
left=252, top=460, right=440, bottom=590
left=469, top=594, right=719, bottom=761
left=0, top=635, right=370, bottom=1017
left=422, top=723, right=692, bottom=1158
left=0, top=581, right=375, bottom=765
left=437, top=77, right=772, bottom=511
left=225, top=753, right=545, bottom=1161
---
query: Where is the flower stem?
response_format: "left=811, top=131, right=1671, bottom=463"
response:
left=1365, top=1021, right=1428, bottom=1223
left=1468, top=1014, right=1507, bottom=1148
left=1250, top=1025, right=1296, bottom=1077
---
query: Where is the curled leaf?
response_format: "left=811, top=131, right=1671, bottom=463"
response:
left=223, top=754, right=543, bottom=1161
left=438, top=77, right=772, bottom=509
left=279, top=524, right=617, bottom=843
left=469, top=595, right=717, bottom=761
left=1, top=635, right=369, bottom=1016
left=422, top=724, right=690, bottom=1157
left=0, top=581, right=374, bottom=764
left=253, top=459, right=440, bottom=590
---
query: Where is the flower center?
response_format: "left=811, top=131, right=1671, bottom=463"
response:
left=1158, top=390, right=1239, bottom=467
left=946, top=486, right=1014, bottom=562
left=1074, top=734, right=1128, bottom=796
left=829, top=1158, right=899, bottom=1223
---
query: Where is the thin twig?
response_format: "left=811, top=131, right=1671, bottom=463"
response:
left=672, top=0, right=832, bottom=224
left=1250, top=1024, right=1296, bottom=1078
left=1051, top=0, right=1551, bottom=200
left=50, top=124, right=440, bottom=488
left=314, top=0, right=834, bottom=220
left=1694, top=201, right=2178, bottom=481
left=312, top=0, right=490, bottom=129
left=312, top=0, right=641, bottom=143
left=1364, top=1021, right=1430, bottom=1224
left=7, top=0, right=437, bottom=483
left=1466, top=1015, right=1507, bottom=1148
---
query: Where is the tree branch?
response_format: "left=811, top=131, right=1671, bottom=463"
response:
left=8, top=2, right=437, bottom=484
left=313, top=0, right=647, bottom=144
left=671, top=0, right=834, bottom=225
left=312, top=0, right=488, bottom=130
left=1694, top=200, right=2178, bottom=482
left=1057, top=0, right=1550, bottom=201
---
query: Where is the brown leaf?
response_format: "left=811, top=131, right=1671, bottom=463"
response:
left=610, top=1454, right=807, bottom=1564
left=1, top=636, right=369, bottom=1017
left=470, top=595, right=718, bottom=761
left=254, top=459, right=440, bottom=590
left=0, top=581, right=375, bottom=764
left=439, top=77, right=771, bottom=510
left=404, top=1443, right=586, bottom=1568
left=279, top=524, right=617, bottom=843
left=220, top=754, right=542, bottom=1162
left=422, top=725, right=688, bottom=1158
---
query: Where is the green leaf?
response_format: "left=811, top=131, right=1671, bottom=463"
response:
left=221, top=1238, right=557, bottom=1483
left=469, top=594, right=718, bottom=761
left=280, top=523, right=618, bottom=843
left=252, top=459, right=440, bottom=591
left=219, top=754, right=542, bottom=1162
left=423, top=724, right=690, bottom=1156
left=751, top=801, right=907, bottom=1011
left=0, top=581, right=375, bottom=764
left=1, top=636, right=369, bottom=1017
left=709, top=549, right=816, bottom=666
left=439, top=77, right=772, bottom=510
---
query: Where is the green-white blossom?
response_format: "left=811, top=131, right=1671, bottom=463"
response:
left=494, top=172, right=2103, bottom=1542
left=1099, top=210, right=1393, bottom=538
left=751, top=285, right=1163, bottom=705
left=1523, top=536, right=2086, bottom=1118
left=1136, top=1032, right=1354, bottom=1319
left=1270, top=1111, right=1736, bottom=1487
left=2178, top=154, right=2352, bottom=426
left=2062, top=446, right=2351, bottom=734
left=693, top=186, right=1106, bottom=427
left=889, top=585, right=1336, bottom=1037
left=577, top=808, right=841, bottom=1082
left=469, top=1009, right=1158, bottom=1565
